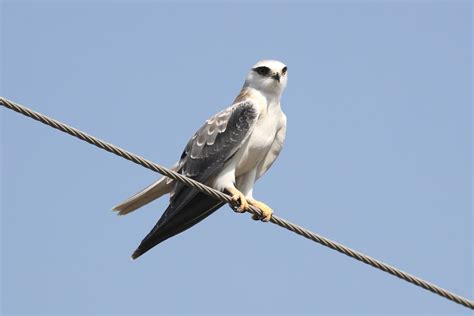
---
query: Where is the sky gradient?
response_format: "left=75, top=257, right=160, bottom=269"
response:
left=1, top=1, right=472, bottom=315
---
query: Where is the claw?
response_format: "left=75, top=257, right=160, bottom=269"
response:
left=226, top=187, right=249, bottom=213
left=248, top=199, right=273, bottom=222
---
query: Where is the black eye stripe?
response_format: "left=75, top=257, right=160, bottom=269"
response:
left=282, top=66, right=287, bottom=75
left=253, top=66, right=271, bottom=76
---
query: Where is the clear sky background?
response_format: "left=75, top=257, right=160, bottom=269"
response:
left=1, top=1, right=472, bottom=315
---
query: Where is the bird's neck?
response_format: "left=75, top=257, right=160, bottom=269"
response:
left=235, top=87, right=281, bottom=110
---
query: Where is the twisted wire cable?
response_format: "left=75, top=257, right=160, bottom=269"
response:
left=1, top=96, right=472, bottom=310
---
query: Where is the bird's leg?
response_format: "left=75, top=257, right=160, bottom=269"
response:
left=226, top=186, right=249, bottom=213
left=248, top=198, right=273, bottom=222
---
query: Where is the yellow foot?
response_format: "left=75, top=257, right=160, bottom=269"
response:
left=248, top=199, right=273, bottom=222
left=226, top=187, right=249, bottom=213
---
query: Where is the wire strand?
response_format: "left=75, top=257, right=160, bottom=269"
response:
left=1, top=96, right=472, bottom=310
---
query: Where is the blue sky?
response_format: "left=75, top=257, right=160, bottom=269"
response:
left=1, top=1, right=472, bottom=315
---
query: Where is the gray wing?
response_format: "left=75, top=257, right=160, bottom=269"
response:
left=178, top=101, right=257, bottom=180
left=169, top=100, right=258, bottom=199
left=131, top=100, right=259, bottom=259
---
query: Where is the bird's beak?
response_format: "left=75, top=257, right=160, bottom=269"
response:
left=272, top=73, right=281, bottom=82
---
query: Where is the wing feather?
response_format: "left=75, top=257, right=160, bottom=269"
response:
left=177, top=100, right=257, bottom=180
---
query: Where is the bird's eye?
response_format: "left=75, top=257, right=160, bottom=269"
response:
left=254, top=66, right=270, bottom=76
left=282, top=66, right=287, bottom=75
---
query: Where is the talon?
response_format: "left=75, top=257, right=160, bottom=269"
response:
left=226, top=187, right=249, bottom=213
left=232, top=193, right=249, bottom=212
left=248, top=199, right=273, bottom=222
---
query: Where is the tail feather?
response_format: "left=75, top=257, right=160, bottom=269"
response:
left=131, top=191, right=225, bottom=260
left=112, top=177, right=173, bottom=215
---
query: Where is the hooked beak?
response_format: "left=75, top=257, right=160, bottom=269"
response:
left=271, top=73, right=281, bottom=82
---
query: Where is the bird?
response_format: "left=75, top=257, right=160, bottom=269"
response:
left=113, top=60, right=288, bottom=259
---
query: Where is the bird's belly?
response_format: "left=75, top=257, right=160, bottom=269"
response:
left=235, top=121, right=277, bottom=177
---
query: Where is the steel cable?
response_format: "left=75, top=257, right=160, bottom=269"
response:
left=1, top=96, right=472, bottom=310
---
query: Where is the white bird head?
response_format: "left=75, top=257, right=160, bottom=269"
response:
left=243, top=60, right=288, bottom=96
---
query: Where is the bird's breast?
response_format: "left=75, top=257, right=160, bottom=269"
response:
left=235, top=108, right=281, bottom=176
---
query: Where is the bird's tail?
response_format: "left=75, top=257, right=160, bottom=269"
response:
left=130, top=191, right=225, bottom=260
left=112, top=177, right=174, bottom=215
